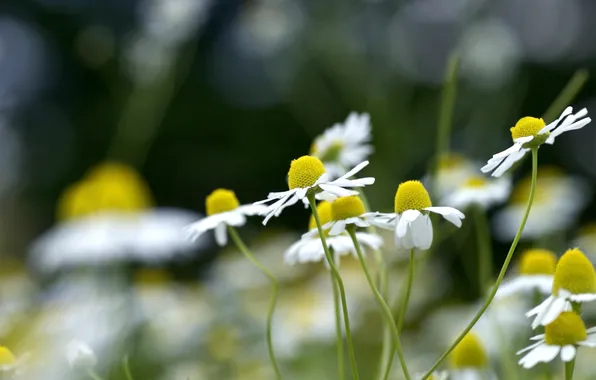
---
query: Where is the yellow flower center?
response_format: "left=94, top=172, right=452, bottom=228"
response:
left=545, top=311, right=587, bottom=346
left=0, top=346, right=16, bottom=366
left=133, top=268, right=171, bottom=286
left=205, top=189, right=240, bottom=216
left=519, top=249, right=557, bottom=275
left=449, top=332, right=488, bottom=369
left=207, top=326, right=239, bottom=361
left=510, top=117, right=546, bottom=140
left=437, top=153, right=467, bottom=170
left=287, top=156, right=326, bottom=190
left=394, top=180, right=432, bottom=214
left=318, top=141, right=344, bottom=163
left=552, top=248, right=596, bottom=295
left=464, top=176, right=488, bottom=188
left=308, top=201, right=333, bottom=231
left=332, top=196, right=366, bottom=221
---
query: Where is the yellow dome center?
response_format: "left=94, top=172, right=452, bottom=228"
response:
left=332, top=196, right=366, bottom=221
left=519, top=249, right=557, bottom=275
left=394, top=180, right=432, bottom=214
left=206, top=189, right=240, bottom=216
left=545, top=311, right=587, bottom=346
left=0, top=346, right=16, bottom=365
left=449, top=332, right=488, bottom=369
left=287, top=156, right=326, bottom=190
left=308, top=201, right=333, bottom=231
left=318, top=141, right=344, bottom=163
left=552, top=248, right=596, bottom=295
left=464, top=176, right=488, bottom=188
left=510, top=117, right=546, bottom=140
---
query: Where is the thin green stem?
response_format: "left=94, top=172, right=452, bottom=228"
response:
left=421, top=148, right=539, bottom=379
left=347, top=228, right=411, bottom=380
left=474, top=206, right=493, bottom=295
left=565, top=360, right=576, bottom=380
left=87, top=370, right=104, bottom=380
left=330, top=250, right=346, bottom=380
left=122, top=355, right=134, bottom=380
left=308, top=195, right=359, bottom=379
left=397, top=250, right=416, bottom=332
left=227, top=226, right=282, bottom=380
left=542, top=69, right=589, bottom=123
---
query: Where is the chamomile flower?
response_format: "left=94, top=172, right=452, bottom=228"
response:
left=443, top=174, right=510, bottom=210
left=527, top=248, right=596, bottom=329
left=449, top=333, right=496, bottom=380
left=255, top=156, right=374, bottom=225
left=427, top=153, right=476, bottom=199
left=518, top=311, right=596, bottom=369
left=371, top=180, right=465, bottom=250
left=310, top=112, right=373, bottom=178
left=284, top=201, right=383, bottom=265
left=186, top=189, right=267, bottom=246
left=481, top=107, right=591, bottom=177
left=496, top=249, right=557, bottom=299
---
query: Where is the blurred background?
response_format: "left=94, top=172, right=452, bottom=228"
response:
left=2, top=0, right=596, bottom=379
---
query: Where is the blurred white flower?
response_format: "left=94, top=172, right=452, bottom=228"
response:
left=443, top=175, right=510, bottom=210
left=496, top=249, right=556, bottom=300
left=448, top=332, right=498, bottom=380
left=140, top=0, right=211, bottom=45
left=425, top=153, right=476, bottom=199
left=65, top=340, right=96, bottom=370
left=286, top=232, right=382, bottom=266
left=311, top=112, right=374, bottom=179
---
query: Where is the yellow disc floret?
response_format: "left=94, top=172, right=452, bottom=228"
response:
left=519, top=249, right=557, bottom=275
left=552, top=248, right=596, bottom=295
left=450, top=332, right=488, bottom=369
left=0, top=346, right=16, bottom=366
left=332, top=196, right=366, bottom=220
left=394, top=180, right=432, bottom=214
left=464, top=176, right=488, bottom=188
left=545, top=311, right=587, bottom=346
left=287, top=156, right=326, bottom=190
left=510, top=117, right=546, bottom=140
left=206, top=189, right=240, bottom=216
left=308, top=201, right=333, bottom=231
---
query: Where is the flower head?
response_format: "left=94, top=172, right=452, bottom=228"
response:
left=288, top=156, right=326, bottom=189
left=443, top=174, right=510, bottom=210
left=450, top=333, right=488, bottom=370
left=496, top=249, right=557, bottom=299
left=206, top=189, right=240, bottom=216
left=394, top=180, right=432, bottom=213
left=482, top=107, right=591, bottom=177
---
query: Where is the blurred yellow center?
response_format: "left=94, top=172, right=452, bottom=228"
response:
left=394, top=180, right=432, bottom=213
left=545, top=311, right=587, bottom=346
left=510, top=117, right=545, bottom=139
left=287, top=156, right=326, bottom=190
left=319, top=141, right=344, bottom=163
left=308, top=201, right=333, bottom=231
left=519, top=249, right=557, bottom=275
left=437, top=153, right=467, bottom=170
left=206, top=189, right=240, bottom=216
left=133, top=268, right=172, bottom=286
left=450, top=333, right=487, bottom=369
left=552, top=248, right=596, bottom=295
left=0, top=346, right=16, bottom=365
left=464, top=176, right=487, bottom=188
left=207, top=326, right=239, bottom=361
left=332, top=196, right=365, bottom=220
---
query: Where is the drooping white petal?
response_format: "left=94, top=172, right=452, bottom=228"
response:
left=214, top=223, right=227, bottom=246
left=492, top=149, right=529, bottom=177
left=337, top=160, right=369, bottom=180
left=318, top=183, right=359, bottom=197
left=411, top=213, right=433, bottom=250
left=560, top=345, right=576, bottom=362
left=519, top=344, right=560, bottom=369
left=424, top=206, right=465, bottom=227
left=237, top=203, right=269, bottom=216
left=396, top=210, right=421, bottom=238
left=329, top=220, right=347, bottom=236
left=533, top=296, right=568, bottom=328
left=516, top=339, right=545, bottom=354
left=527, top=295, right=554, bottom=318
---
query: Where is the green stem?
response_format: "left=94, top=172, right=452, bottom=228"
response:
left=330, top=249, right=346, bottom=380
left=565, top=360, right=576, bottom=380
left=308, top=195, right=360, bottom=380
left=474, top=206, right=493, bottom=295
left=347, top=228, right=411, bottom=380
left=87, top=370, right=104, bottom=380
left=542, top=69, right=589, bottom=123
left=397, top=250, right=416, bottom=332
left=227, top=227, right=282, bottom=380
left=122, top=355, right=134, bottom=380
left=421, top=148, right=539, bottom=379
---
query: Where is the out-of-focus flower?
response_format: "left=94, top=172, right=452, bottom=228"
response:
left=496, top=249, right=557, bottom=299
left=428, top=153, right=477, bottom=200
left=528, top=248, right=596, bottom=329
left=518, top=311, right=596, bottom=369
left=443, top=175, right=510, bottom=210
left=186, top=189, right=267, bottom=246
left=449, top=333, right=496, bottom=380
left=285, top=200, right=382, bottom=265
left=573, top=223, right=596, bottom=264
left=255, top=156, right=374, bottom=225
left=481, top=107, right=591, bottom=177
left=30, top=162, right=206, bottom=272
left=140, top=0, right=210, bottom=45
left=371, top=180, right=464, bottom=250
left=493, top=167, right=589, bottom=241
left=310, top=113, right=373, bottom=179
left=65, top=340, right=96, bottom=370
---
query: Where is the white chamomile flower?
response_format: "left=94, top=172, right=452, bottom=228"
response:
left=370, top=180, right=465, bottom=251
left=518, top=311, right=596, bottom=369
left=481, top=107, right=591, bottom=177
left=449, top=333, right=496, bottom=380
left=186, top=189, right=267, bottom=246
left=443, top=174, right=510, bottom=210
left=255, top=156, right=374, bottom=225
left=311, top=112, right=373, bottom=178
left=496, top=248, right=556, bottom=299
left=426, top=153, right=477, bottom=199
left=285, top=201, right=383, bottom=265
left=416, top=371, right=449, bottom=380
left=66, top=339, right=97, bottom=370
left=527, top=248, right=596, bottom=329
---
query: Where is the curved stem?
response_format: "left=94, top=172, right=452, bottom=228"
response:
left=347, top=228, right=411, bottom=380
left=122, top=355, right=134, bottom=380
left=228, top=227, right=282, bottom=380
left=474, top=206, right=493, bottom=294
left=308, top=195, right=359, bottom=380
left=421, top=148, right=539, bottom=379
left=329, top=250, right=346, bottom=380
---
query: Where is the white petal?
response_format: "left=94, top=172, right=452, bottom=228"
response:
left=540, top=106, right=573, bottom=133
left=568, top=293, right=596, bottom=303
left=411, top=214, right=433, bottom=250
left=519, top=344, right=560, bottom=369
left=337, top=161, right=369, bottom=180
left=424, top=206, right=465, bottom=227
left=517, top=339, right=545, bottom=355
left=329, top=220, right=347, bottom=236
left=513, top=136, right=535, bottom=144
left=237, top=203, right=269, bottom=216
left=536, top=297, right=568, bottom=328
left=560, top=345, right=576, bottom=362
left=318, top=183, right=359, bottom=197
left=214, top=223, right=227, bottom=246
left=492, top=149, right=528, bottom=177
left=396, top=210, right=420, bottom=238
